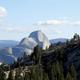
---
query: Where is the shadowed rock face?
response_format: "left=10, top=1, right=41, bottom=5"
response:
left=19, top=37, right=37, bottom=50
left=0, top=40, right=18, bottom=49
left=50, top=38, right=68, bottom=44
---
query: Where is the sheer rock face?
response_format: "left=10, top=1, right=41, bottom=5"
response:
left=18, top=37, right=37, bottom=55
left=29, top=30, right=51, bottom=50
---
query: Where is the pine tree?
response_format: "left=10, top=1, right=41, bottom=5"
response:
left=31, top=45, right=42, bottom=64
left=15, top=68, right=23, bottom=80
left=30, top=64, right=43, bottom=80
left=24, top=71, right=31, bottom=80
left=73, top=33, right=79, bottom=41
left=0, top=70, right=6, bottom=80
left=51, top=61, right=64, bottom=80
left=66, top=72, right=72, bottom=80
left=7, top=70, right=14, bottom=80
left=30, top=45, right=43, bottom=80
left=69, top=64, right=77, bottom=80
left=0, top=64, right=6, bottom=80
left=43, top=71, right=49, bottom=80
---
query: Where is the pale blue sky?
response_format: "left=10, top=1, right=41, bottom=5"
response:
left=0, top=0, right=80, bottom=41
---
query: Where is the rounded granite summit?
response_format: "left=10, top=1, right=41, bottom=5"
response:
left=29, top=30, right=51, bottom=50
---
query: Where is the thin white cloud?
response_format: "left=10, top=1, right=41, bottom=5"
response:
left=0, top=7, right=7, bottom=17
left=53, top=30, right=63, bottom=34
left=4, top=27, right=27, bottom=32
left=70, top=21, right=80, bottom=26
left=46, top=20, right=65, bottom=25
left=34, top=19, right=67, bottom=26
left=2, top=26, right=35, bottom=33
left=34, top=19, right=80, bottom=26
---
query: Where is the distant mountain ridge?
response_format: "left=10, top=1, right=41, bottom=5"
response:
left=50, top=38, right=68, bottom=44
left=0, top=40, right=18, bottom=49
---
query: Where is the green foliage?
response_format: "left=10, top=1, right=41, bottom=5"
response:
left=69, top=64, right=77, bottom=80
left=0, top=64, right=6, bottom=80
left=0, top=42, right=78, bottom=80
left=15, top=68, right=23, bottom=80
left=30, top=65, right=43, bottom=80
left=31, top=45, right=42, bottom=64
left=23, top=72, right=31, bottom=80
left=7, top=70, right=14, bottom=80
left=0, top=71, right=6, bottom=80
left=50, top=62, right=64, bottom=80
left=66, top=72, right=72, bottom=80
